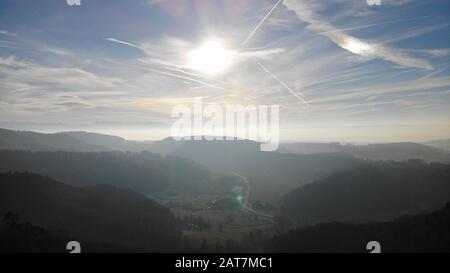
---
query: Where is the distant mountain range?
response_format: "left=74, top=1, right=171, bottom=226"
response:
left=422, top=139, right=450, bottom=152
left=0, top=128, right=156, bottom=152
left=0, top=128, right=104, bottom=152
left=278, top=141, right=450, bottom=163
left=1, top=128, right=448, bottom=163
left=1, top=128, right=449, bottom=203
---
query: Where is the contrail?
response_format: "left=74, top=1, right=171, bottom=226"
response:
left=164, top=66, right=226, bottom=85
left=105, top=37, right=143, bottom=50
left=240, top=0, right=283, bottom=47
left=93, top=55, right=225, bottom=90
left=315, top=15, right=431, bottom=35
left=131, top=59, right=226, bottom=90
left=148, top=68, right=226, bottom=90
left=257, top=62, right=309, bottom=107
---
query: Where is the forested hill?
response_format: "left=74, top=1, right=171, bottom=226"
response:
left=0, top=150, right=211, bottom=195
left=0, top=172, right=181, bottom=251
left=270, top=202, right=450, bottom=253
left=281, top=161, right=450, bottom=225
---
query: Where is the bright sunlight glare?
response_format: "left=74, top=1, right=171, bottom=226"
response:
left=186, top=40, right=234, bottom=75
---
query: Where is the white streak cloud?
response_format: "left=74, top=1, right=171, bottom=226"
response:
left=105, top=38, right=143, bottom=50
left=283, top=0, right=433, bottom=70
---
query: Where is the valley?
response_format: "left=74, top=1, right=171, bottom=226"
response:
left=1, top=129, right=449, bottom=253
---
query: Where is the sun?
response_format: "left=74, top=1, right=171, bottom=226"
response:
left=186, top=40, right=233, bottom=75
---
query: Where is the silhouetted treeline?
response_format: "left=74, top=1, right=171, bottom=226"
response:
left=269, top=202, right=450, bottom=253
left=0, top=212, right=129, bottom=253
left=281, top=160, right=450, bottom=226
left=0, top=212, right=70, bottom=253
left=0, top=150, right=211, bottom=195
left=0, top=172, right=182, bottom=251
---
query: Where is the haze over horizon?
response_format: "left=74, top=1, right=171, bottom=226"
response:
left=1, top=126, right=449, bottom=145
left=1, top=0, right=449, bottom=142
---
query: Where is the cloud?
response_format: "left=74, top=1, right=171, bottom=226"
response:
left=282, top=0, right=433, bottom=70
left=427, top=49, right=450, bottom=57
left=1, top=0, right=448, bottom=141
left=309, top=75, right=450, bottom=105
left=0, top=30, right=16, bottom=36
left=105, top=38, right=143, bottom=50
left=383, top=0, right=414, bottom=6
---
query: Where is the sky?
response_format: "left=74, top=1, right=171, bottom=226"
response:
left=0, top=0, right=449, bottom=143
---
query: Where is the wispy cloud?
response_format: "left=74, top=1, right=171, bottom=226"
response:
left=283, top=0, right=433, bottom=70
left=0, top=30, right=16, bottom=36
left=105, top=37, right=144, bottom=50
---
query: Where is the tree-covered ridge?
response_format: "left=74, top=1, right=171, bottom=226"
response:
left=0, top=212, right=130, bottom=253
left=281, top=161, right=450, bottom=225
left=0, top=172, right=181, bottom=251
left=0, top=150, right=211, bottom=195
left=270, top=202, right=450, bottom=253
